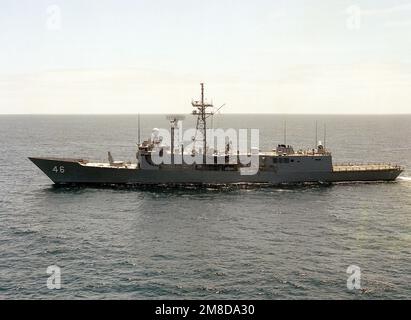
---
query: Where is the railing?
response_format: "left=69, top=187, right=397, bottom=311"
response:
left=333, top=163, right=403, bottom=172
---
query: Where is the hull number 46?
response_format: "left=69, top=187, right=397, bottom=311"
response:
left=52, top=166, right=65, bottom=174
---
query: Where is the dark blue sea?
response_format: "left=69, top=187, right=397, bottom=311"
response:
left=0, top=114, right=410, bottom=299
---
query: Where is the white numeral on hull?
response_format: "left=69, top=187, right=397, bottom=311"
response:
left=52, top=166, right=65, bottom=174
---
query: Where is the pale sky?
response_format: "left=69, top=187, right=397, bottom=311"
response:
left=1, top=0, right=411, bottom=114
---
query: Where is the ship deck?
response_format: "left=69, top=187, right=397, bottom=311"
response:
left=333, top=163, right=402, bottom=172
left=81, top=162, right=137, bottom=169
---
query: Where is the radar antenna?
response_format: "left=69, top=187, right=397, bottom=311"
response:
left=192, top=83, right=214, bottom=163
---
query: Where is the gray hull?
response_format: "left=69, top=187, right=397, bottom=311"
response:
left=29, top=157, right=402, bottom=186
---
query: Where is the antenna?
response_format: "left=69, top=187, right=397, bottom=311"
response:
left=323, top=123, right=326, bottom=149
left=315, top=120, right=318, bottom=148
left=192, top=83, right=214, bottom=162
left=137, top=113, right=141, bottom=144
left=206, top=103, right=225, bottom=133
left=283, top=119, right=287, bottom=145
left=214, top=103, right=226, bottom=115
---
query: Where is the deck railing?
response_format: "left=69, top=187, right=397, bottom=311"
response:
left=333, top=163, right=403, bottom=172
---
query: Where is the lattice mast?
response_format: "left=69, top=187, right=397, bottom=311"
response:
left=192, top=83, right=214, bottom=162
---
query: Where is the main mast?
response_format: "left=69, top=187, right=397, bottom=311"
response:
left=192, top=83, right=214, bottom=162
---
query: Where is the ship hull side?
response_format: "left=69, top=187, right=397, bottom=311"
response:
left=29, top=157, right=402, bottom=186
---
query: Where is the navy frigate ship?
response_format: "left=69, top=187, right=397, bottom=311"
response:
left=29, top=84, right=403, bottom=186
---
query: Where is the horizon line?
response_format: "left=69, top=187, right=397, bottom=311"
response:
left=1, top=113, right=411, bottom=116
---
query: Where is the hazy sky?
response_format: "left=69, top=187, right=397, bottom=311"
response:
left=1, top=0, right=411, bottom=114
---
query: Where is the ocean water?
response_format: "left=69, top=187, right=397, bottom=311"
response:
left=0, top=114, right=410, bottom=299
